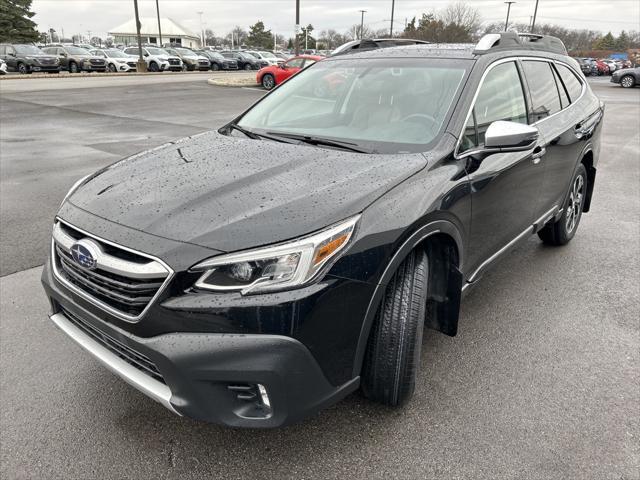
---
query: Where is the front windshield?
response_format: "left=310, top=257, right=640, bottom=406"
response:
left=146, top=48, right=167, bottom=56
left=176, top=48, right=197, bottom=57
left=106, top=50, right=128, bottom=58
left=66, top=47, right=91, bottom=55
left=245, top=52, right=260, bottom=58
left=15, top=45, right=44, bottom=55
left=238, top=58, right=469, bottom=153
left=210, top=52, right=224, bottom=60
left=260, top=51, right=277, bottom=59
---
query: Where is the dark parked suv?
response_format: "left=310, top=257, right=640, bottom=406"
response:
left=0, top=44, right=60, bottom=73
left=42, top=45, right=106, bottom=73
left=42, top=33, right=603, bottom=428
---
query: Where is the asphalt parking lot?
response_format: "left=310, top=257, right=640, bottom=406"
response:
left=1, top=75, right=638, bottom=479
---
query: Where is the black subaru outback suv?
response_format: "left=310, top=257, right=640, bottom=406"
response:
left=42, top=33, right=603, bottom=428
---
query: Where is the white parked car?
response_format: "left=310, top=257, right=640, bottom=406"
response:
left=0, top=58, right=7, bottom=75
left=602, top=59, right=617, bottom=74
left=246, top=50, right=280, bottom=66
left=123, top=46, right=182, bottom=72
left=90, top=49, right=138, bottom=72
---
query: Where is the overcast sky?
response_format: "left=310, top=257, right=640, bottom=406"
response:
left=32, top=0, right=640, bottom=40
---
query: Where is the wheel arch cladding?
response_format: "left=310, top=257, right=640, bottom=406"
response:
left=352, top=221, right=463, bottom=378
left=581, top=150, right=596, bottom=213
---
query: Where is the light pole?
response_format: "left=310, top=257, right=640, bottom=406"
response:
left=133, top=0, right=147, bottom=72
left=531, top=0, right=539, bottom=33
left=504, top=1, right=515, bottom=31
left=390, top=0, right=395, bottom=37
left=197, top=11, right=204, bottom=47
left=295, top=0, right=300, bottom=56
left=359, top=10, right=367, bottom=39
left=155, top=0, right=163, bottom=46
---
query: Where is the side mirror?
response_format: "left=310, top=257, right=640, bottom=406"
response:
left=484, top=121, right=539, bottom=150
left=280, top=64, right=287, bottom=69
left=8, top=52, right=16, bottom=57
left=144, top=53, right=149, bottom=57
left=60, top=52, right=67, bottom=57
left=461, top=120, right=538, bottom=160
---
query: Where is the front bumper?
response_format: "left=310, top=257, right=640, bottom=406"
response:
left=42, top=261, right=359, bottom=428
left=31, top=64, right=60, bottom=72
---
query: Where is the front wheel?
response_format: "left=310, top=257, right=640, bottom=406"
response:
left=361, top=249, right=428, bottom=407
left=17, top=62, right=28, bottom=74
left=244, top=63, right=253, bottom=71
left=148, top=62, right=159, bottom=72
left=108, top=63, right=117, bottom=73
left=261, top=73, right=275, bottom=90
left=69, top=61, right=79, bottom=73
left=211, top=63, right=220, bottom=71
left=538, top=163, right=587, bottom=246
left=621, top=75, right=636, bottom=88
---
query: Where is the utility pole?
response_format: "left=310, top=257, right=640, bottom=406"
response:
left=531, top=0, right=539, bottom=33
left=504, top=2, right=515, bottom=31
left=133, top=0, right=147, bottom=72
left=359, top=10, right=367, bottom=39
left=197, top=11, right=204, bottom=47
left=390, top=0, right=395, bottom=37
left=155, top=0, right=163, bottom=46
left=295, top=0, right=300, bottom=56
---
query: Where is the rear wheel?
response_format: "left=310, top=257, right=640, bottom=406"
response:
left=621, top=75, right=635, bottom=88
left=362, top=249, right=429, bottom=407
left=538, top=163, right=587, bottom=246
left=261, top=73, right=275, bottom=90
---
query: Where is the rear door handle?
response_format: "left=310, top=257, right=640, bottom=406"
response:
left=531, top=146, right=546, bottom=164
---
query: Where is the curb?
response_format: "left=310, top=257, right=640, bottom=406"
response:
left=0, top=71, right=249, bottom=81
left=207, top=77, right=261, bottom=88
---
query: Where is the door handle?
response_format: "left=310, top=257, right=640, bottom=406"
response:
left=531, top=146, right=546, bottom=164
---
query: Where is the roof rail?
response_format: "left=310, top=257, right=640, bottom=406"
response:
left=331, top=38, right=430, bottom=56
left=474, top=32, right=567, bottom=56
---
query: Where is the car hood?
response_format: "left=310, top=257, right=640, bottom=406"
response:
left=68, top=131, right=428, bottom=252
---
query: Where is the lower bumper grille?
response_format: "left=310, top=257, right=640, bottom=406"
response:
left=62, top=307, right=165, bottom=384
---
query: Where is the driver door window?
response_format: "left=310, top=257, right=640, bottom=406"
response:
left=462, top=61, right=528, bottom=151
left=285, top=58, right=304, bottom=69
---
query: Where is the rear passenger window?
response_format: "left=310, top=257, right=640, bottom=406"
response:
left=522, top=61, right=562, bottom=122
left=555, top=64, right=584, bottom=102
left=551, top=66, right=570, bottom=108
left=462, top=61, right=527, bottom=150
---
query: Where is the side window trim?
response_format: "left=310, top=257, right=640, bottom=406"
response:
left=550, top=63, right=571, bottom=108
left=553, top=60, right=586, bottom=103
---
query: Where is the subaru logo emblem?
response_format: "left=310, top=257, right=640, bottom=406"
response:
left=70, top=240, right=99, bottom=270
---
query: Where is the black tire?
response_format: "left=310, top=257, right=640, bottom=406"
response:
left=108, top=63, right=117, bottom=73
left=69, top=61, right=79, bottom=74
left=148, top=61, right=159, bottom=72
left=261, top=73, right=275, bottom=90
left=17, top=62, right=28, bottom=74
left=211, top=62, right=220, bottom=71
left=244, top=63, right=253, bottom=71
left=621, top=75, right=636, bottom=88
left=361, top=249, right=429, bottom=407
left=538, top=163, right=588, bottom=246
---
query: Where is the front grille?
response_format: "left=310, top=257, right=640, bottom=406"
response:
left=62, top=307, right=165, bottom=384
left=90, top=59, right=105, bottom=65
left=198, top=60, right=208, bottom=65
left=52, top=221, right=171, bottom=319
left=127, top=62, right=137, bottom=67
left=168, top=58, right=180, bottom=65
left=39, top=58, right=56, bottom=65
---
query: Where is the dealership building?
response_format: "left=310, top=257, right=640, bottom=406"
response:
left=108, top=18, right=201, bottom=48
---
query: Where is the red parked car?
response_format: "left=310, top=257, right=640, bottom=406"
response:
left=257, top=55, right=323, bottom=90
left=595, top=59, right=610, bottom=75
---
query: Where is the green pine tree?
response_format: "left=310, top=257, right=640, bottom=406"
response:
left=615, top=30, right=630, bottom=50
left=0, top=0, right=39, bottom=43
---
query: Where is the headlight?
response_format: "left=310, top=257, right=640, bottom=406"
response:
left=159, top=57, right=168, bottom=61
left=60, top=174, right=91, bottom=207
left=192, top=215, right=360, bottom=294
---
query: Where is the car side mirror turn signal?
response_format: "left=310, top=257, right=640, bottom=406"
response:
left=461, top=120, right=539, bottom=161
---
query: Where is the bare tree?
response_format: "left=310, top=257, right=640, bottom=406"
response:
left=442, top=2, right=482, bottom=37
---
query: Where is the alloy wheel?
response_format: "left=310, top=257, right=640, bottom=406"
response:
left=565, top=174, right=584, bottom=233
left=621, top=76, right=634, bottom=88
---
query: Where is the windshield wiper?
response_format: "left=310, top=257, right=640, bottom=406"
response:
left=265, top=132, right=372, bottom=153
left=227, top=123, right=293, bottom=143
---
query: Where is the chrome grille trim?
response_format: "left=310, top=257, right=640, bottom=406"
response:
left=51, top=218, right=174, bottom=323
left=53, top=222, right=168, bottom=279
